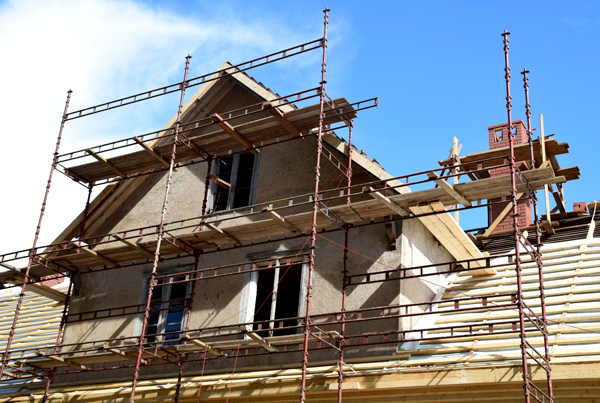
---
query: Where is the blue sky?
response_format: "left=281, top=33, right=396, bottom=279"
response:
left=0, top=0, right=598, bottom=256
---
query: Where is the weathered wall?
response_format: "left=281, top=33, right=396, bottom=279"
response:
left=58, top=81, right=455, bottom=383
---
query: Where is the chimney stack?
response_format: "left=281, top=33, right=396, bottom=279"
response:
left=487, top=120, right=532, bottom=233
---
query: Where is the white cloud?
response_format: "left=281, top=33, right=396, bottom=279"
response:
left=0, top=0, right=318, bottom=263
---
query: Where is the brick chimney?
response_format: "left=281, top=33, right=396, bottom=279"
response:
left=487, top=120, right=532, bottom=233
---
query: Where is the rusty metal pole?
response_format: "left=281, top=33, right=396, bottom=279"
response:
left=174, top=354, right=185, bottom=403
left=338, top=118, right=353, bottom=402
left=0, top=90, right=72, bottom=382
left=522, top=69, right=554, bottom=401
left=502, top=31, right=531, bottom=403
left=300, top=8, right=329, bottom=403
left=346, top=121, right=353, bottom=205
left=78, top=183, right=94, bottom=239
left=129, top=56, right=191, bottom=403
left=41, top=277, right=74, bottom=402
left=337, top=225, right=350, bottom=403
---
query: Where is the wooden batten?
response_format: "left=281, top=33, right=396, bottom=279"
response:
left=208, top=173, right=232, bottom=190
left=112, top=235, right=154, bottom=258
left=133, top=136, right=175, bottom=170
left=240, top=326, right=279, bottom=352
left=209, top=113, right=259, bottom=154
left=182, top=336, right=227, bottom=357
left=205, top=223, right=242, bottom=246
left=482, top=192, right=524, bottom=237
left=267, top=209, right=302, bottom=235
left=368, top=187, right=410, bottom=217
left=427, top=171, right=473, bottom=207
left=74, top=244, right=118, bottom=266
left=85, top=148, right=128, bottom=178
left=263, top=102, right=303, bottom=138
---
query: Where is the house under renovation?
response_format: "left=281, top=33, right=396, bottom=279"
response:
left=1, top=10, right=599, bottom=403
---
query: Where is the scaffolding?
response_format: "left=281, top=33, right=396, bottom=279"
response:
left=0, top=11, right=560, bottom=403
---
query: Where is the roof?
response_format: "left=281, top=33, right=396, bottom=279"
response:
left=2, top=218, right=599, bottom=400
left=398, top=215, right=600, bottom=367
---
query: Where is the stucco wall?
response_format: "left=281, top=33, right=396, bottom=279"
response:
left=58, top=82, right=455, bottom=383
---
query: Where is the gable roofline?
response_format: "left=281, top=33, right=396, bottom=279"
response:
left=51, top=61, right=407, bottom=247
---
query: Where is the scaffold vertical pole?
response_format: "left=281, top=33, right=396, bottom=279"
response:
left=337, top=225, right=350, bottom=403
left=0, top=90, right=72, bottom=383
left=78, top=183, right=94, bottom=239
left=346, top=120, right=354, bottom=204
left=522, top=68, right=554, bottom=401
left=129, top=55, right=192, bottom=403
left=41, top=276, right=74, bottom=402
left=501, top=31, right=531, bottom=403
left=300, top=8, right=329, bottom=403
left=174, top=354, right=185, bottom=403
left=338, top=119, right=353, bottom=402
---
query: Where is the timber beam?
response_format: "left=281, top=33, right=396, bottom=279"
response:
left=482, top=193, right=524, bottom=238
left=205, top=223, right=242, bottom=246
left=102, top=345, right=148, bottom=365
left=549, top=184, right=568, bottom=218
left=427, top=171, right=473, bottom=207
left=209, top=113, right=259, bottom=154
left=85, top=148, right=128, bottom=179
left=133, top=136, right=176, bottom=170
left=208, top=173, right=232, bottom=190
left=368, top=187, right=410, bottom=217
left=112, top=235, right=155, bottom=259
left=73, top=244, right=118, bottom=266
left=182, top=336, right=227, bottom=358
left=266, top=208, right=302, bottom=235
left=263, top=102, right=303, bottom=138
left=38, top=353, right=88, bottom=371
left=240, top=326, right=279, bottom=352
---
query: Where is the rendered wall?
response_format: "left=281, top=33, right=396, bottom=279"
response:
left=58, top=82, right=454, bottom=382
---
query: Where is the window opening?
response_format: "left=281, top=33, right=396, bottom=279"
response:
left=145, top=273, right=190, bottom=345
left=495, top=129, right=503, bottom=142
left=210, top=152, right=258, bottom=213
left=253, top=260, right=304, bottom=337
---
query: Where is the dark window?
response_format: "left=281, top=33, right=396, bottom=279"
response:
left=144, top=274, right=190, bottom=345
left=211, top=153, right=257, bottom=213
left=253, top=263, right=303, bottom=337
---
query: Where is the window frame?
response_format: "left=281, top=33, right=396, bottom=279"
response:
left=134, top=265, right=193, bottom=344
left=207, top=152, right=261, bottom=214
left=239, top=250, right=308, bottom=337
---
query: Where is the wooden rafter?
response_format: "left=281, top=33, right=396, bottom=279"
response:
left=209, top=113, right=259, bottom=154
left=112, top=235, right=154, bottom=258
left=549, top=183, right=568, bottom=218
left=482, top=193, right=524, bottom=238
left=73, top=244, right=118, bottom=266
left=85, top=148, right=128, bottom=178
left=542, top=220, right=556, bottom=235
left=240, top=326, right=278, bottom=352
left=38, top=353, right=88, bottom=371
left=427, top=171, right=473, bottom=207
left=182, top=336, right=227, bottom=357
left=102, top=345, right=148, bottom=365
left=267, top=209, right=302, bottom=235
left=263, top=102, right=303, bottom=138
left=133, top=136, right=175, bottom=170
left=205, top=223, right=242, bottom=246
left=368, top=187, right=409, bottom=217
left=208, top=173, right=232, bottom=190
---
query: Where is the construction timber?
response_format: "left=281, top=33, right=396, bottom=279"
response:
left=0, top=11, right=577, bottom=403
